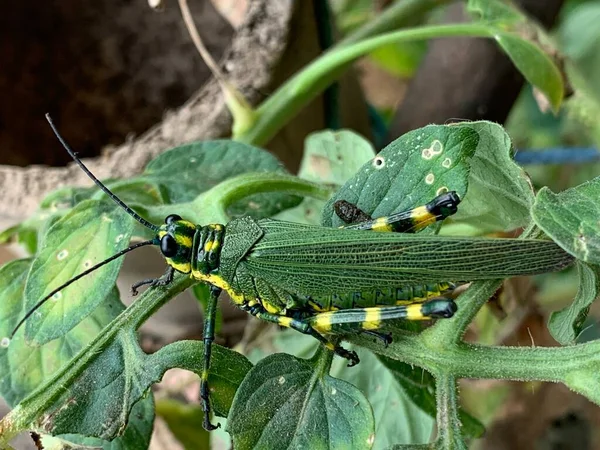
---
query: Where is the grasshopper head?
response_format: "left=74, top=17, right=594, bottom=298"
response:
left=157, top=214, right=196, bottom=273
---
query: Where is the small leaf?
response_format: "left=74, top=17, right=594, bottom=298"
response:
left=227, top=353, right=374, bottom=450
left=142, top=140, right=300, bottom=218
left=532, top=179, right=600, bottom=263
left=549, top=262, right=600, bottom=345
left=24, top=200, right=134, bottom=345
left=0, top=258, right=123, bottom=407
left=276, top=130, right=375, bottom=225
left=321, top=124, right=479, bottom=229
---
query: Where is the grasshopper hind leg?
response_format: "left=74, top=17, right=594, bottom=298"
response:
left=249, top=305, right=360, bottom=366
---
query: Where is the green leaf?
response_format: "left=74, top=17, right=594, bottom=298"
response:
left=468, top=0, right=564, bottom=112
left=376, top=356, right=484, bottom=440
left=53, top=395, right=155, bottom=450
left=333, top=349, right=434, bottom=448
left=142, top=140, right=300, bottom=219
left=549, top=262, right=600, bottom=345
left=275, top=130, right=375, bottom=225
left=227, top=353, right=375, bottom=450
left=23, top=200, right=134, bottom=345
left=559, top=2, right=600, bottom=104
left=532, top=179, right=600, bottom=263
left=449, top=121, right=535, bottom=233
left=155, top=398, right=210, bottom=450
left=0, top=259, right=123, bottom=407
left=321, top=124, right=479, bottom=229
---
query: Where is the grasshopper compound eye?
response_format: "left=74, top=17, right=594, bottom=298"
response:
left=165, top=214, right=182, bottom=224
left=160, top=234, right=178, bottom=257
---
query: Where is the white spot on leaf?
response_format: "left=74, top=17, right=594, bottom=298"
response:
left=52, top=292, right=62, bottom=302
left=278, top=376, right=286, bottom=385
left=83, top=260, right=93, bottom=269
left=421, top=140, right=444, bottom=160
left=1, top=337, right=10, bottom=348
left=442, top=157, right=452, bottom=168
left=331, top=387, right=337, bottom=395
left=436, top=186, right=449, bottom=196
left=367, top=434, right=375, bottom=446
left=115, top=234, right=125, bottom=243
left=425, top=173, right=435, bottom=185
left=57, top=249, right=69, bottom=261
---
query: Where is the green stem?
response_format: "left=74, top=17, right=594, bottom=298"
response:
left=339, top=0, right=452, bottom=46
left=193, top=172, right=333, bottom=223
left=423, top=280, right=503, bottom=345
left=0, top=276, right=194, bottom=444
left=237, top=23, right=501, bottom=146
left=351, top=333, right=600, bottom=385
left=434, top=374, right=466, bottom=450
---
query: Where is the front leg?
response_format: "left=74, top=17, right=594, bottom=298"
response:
left=130, top=266, right=175, bottom=296
left=200, top=285, right=222, bottom=431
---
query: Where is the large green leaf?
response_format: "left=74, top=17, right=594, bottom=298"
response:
left=275, top=130, right=375, bottom=225
left=227, top=353, right=374, bottom=450
left=549, top=262, right=600, bottom=345
left=532, top=178, right=600, bottom=263
left=321, top=124, right=479, bottom=229
left=23, top=200, right=134, bottom=345
left=142, top=140, right=300, bottom=219
left=0, top=260, right=122, bottom=406
left=0, top=259, right=153, bottom=449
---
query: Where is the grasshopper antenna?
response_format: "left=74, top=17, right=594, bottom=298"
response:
left=45, top=113, right=159, bottom=232
left=10, top=239, right=156, bottom=338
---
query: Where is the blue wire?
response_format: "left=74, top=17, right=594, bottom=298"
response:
left=514, top=148, right=600, bottom=165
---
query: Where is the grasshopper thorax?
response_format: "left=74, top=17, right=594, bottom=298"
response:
left=157, top=214, right=197, bottom=273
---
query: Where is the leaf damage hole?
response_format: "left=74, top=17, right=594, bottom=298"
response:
left=436, top=186, right=449, bottom=196
left=425, top=173, right=435, bottom=185
left=372, top=156, right=386, bottom=169
left=442, top=157, right=452, bottom=168
left=56, top=249, right=69, bottom=261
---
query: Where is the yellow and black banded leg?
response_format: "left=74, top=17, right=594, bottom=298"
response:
left=334, top=191, right=460, bottom=233
left=200, top=285, right=221, bottom=430
left=130, top=266, right=175, bottom=296
left=305, top=298, right=457, bottom=336
left=248, top=305, right=360, bottom=367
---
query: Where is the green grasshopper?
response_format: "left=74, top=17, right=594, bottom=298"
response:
left=11, top=115, right=574, bottom=430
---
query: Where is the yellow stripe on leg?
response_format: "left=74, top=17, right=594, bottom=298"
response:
left=313, top=314, right=333, bottom=333
left=362, top=308, right=382, bottom=330
left=406, top=303, right=428, bottom=321
left=410, top=206, right=437, bottom=231
left=371, top=217, right=393, bottom=232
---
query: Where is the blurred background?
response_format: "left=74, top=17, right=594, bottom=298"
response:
left=1, top=0, right=600, bottom=449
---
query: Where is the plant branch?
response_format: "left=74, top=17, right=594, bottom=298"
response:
left=434, top=374, right=466, bottom=450
left=339, top=0, right=452, bottom=46
left=236, top=23, right=521, bottom=146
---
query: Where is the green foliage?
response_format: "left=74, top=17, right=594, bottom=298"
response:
left=228, top=352, right=374, bottom=450
left=1, top=1, right=596, bottom=449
